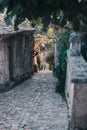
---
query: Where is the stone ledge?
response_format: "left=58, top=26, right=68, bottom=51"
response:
left=67, top=50, right=87, bottom=83
left=0, top=29, right=35, bottom=40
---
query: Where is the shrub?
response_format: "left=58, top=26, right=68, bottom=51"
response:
left=49, top=64, right=54, bottom=70
left=37, top=55, right=41, bottom=69
left=39, top=64, right=43, bottom=70
left=33, top=64, right=38, bottom=73
left=46, top=51, right=54, bottom=70
left=81, top=33, right=87, bottom=62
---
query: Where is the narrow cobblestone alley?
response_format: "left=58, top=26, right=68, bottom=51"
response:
left=0, top=71, right=68, bottom=130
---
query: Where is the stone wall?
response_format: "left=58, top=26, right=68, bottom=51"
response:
left=65, top=33, right=87, bottom=130
left=0, top=29, right=35, bottom=92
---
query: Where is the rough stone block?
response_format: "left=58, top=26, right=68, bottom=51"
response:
left=66, top=50, right=87, bottom=130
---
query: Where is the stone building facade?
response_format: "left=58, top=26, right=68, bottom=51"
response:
left=0, top=25, right=35, bottom=92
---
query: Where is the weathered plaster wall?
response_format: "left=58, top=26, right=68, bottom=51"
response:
left=0, top=40, right=9, bottom=85
left=0, top=29, right=35, bottom=91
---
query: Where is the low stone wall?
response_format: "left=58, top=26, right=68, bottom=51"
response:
left=0, top=29, right=35, bottom=92
left=66, top=49, right=87, bottom=130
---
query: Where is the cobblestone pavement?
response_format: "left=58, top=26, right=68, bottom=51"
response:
left=0, top=71, right=68, bottom=130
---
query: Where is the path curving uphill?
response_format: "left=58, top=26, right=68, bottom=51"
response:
left=0, top=71, right=68, bottom=130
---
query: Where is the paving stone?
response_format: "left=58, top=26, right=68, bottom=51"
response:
left=0, top=71, right=68, bottom=130
left=23, top=125, right=31, bottom=130
left=11, top=124, right=19, bottom=130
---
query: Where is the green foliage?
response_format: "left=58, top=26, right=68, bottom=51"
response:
left=81, top=33, right=87, bottom=62
left=46, top=51, right=54, bottom=65
left=49, top=64, right=54, bottom=70
left=39, top=64, right=44, bottom=70
left=33, top=64, right=38, bottom=73
left=0, top=0, right=87, bottom=30
left=45, top=43, right=52, bottom=50
left=54, top=31, right=70, bottom=93
left=45, top=51, right=54, bottom=70
left=37, top=55, right=41, bottom=69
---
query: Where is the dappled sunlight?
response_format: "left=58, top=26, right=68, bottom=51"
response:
left=33, top=26, right=55, bottom=73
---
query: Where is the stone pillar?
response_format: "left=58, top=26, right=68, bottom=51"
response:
left=54, top=41, right=58, bottom=67
left=69, top=32, right=81, bottom=56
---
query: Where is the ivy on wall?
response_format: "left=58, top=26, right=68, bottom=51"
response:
left=54, top=30, right=70, bottom=93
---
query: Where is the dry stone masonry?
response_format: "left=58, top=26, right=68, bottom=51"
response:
left=66, top=33, right=87, bottom=130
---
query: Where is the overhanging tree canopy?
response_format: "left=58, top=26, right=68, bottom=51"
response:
left=0, top=0, right=87, bottom=30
